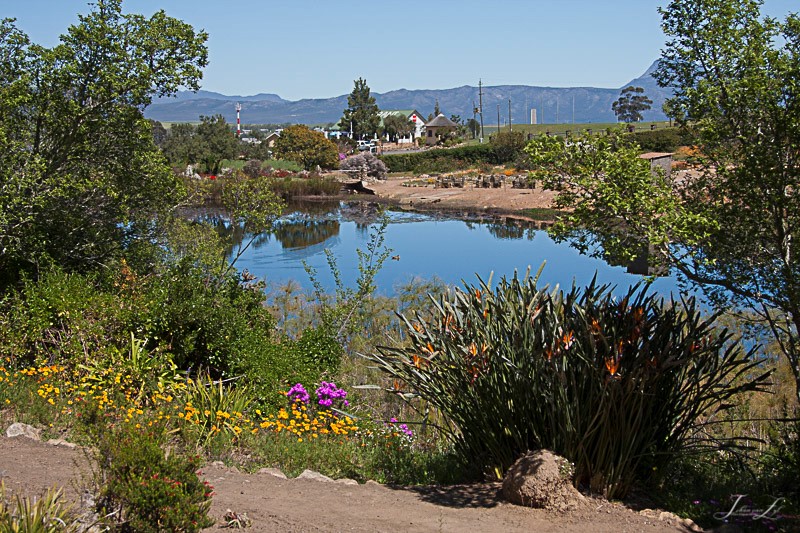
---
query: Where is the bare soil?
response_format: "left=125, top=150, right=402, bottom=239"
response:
left=0, top=435, right=696, bottom=532
left=365, top=176, right=560, bottom=218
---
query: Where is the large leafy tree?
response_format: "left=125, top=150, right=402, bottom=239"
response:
left=382, top=114, right=413, bottom=142
left=528, top=0, right=800, bottom=402
left=0, top=0, right=208, bottom=281
left=339, top=77, right=380, bottom=140
left=612, top=86, right=653, bottom=123
left=273, top=125, right=339, bottom=170
left=196, top=115, right=239, bottom=174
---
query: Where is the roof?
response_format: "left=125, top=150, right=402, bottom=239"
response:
left=425, top=114, right=458, bottom=128
left=639, top=152, right=673, bottom=160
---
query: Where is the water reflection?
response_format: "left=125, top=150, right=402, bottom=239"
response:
left=273, top=219, right=340, bottom=250
left=231, top=202, right=681, bottom=298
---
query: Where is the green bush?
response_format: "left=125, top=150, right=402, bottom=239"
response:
left=0, top=268, right=135, bottom=367
left=368, top=270, right=770, bottom=498
left=94, top=424, right=214, bottom=532
left=381, top=144, right=498, bottom=173
left=232, top=326, right=343, bottom=409
left=628, top=128, right=694, bottom=152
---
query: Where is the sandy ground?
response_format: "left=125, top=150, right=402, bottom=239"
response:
left=0, top=435, right=699, bottom=532
left=365, top=175, right=559, bottom=217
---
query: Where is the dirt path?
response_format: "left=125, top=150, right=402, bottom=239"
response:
left=0, top=435, right=695, bottom=532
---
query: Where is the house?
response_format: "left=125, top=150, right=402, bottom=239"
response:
left=263, top=132, right=280, bottom=148
left=377, top=110, right=426, bottom=144
left=424, top=113, right=459, bottom=146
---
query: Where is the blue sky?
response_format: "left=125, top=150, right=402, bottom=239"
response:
left=4, top=0, right=797, bottom=100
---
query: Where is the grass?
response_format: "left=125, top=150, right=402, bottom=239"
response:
left=478, top=120, right=673, bottom=137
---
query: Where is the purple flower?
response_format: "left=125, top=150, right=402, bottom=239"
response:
left=315, top=381, right=347, bottom=408
left=287, top=383, right=310, bottom=404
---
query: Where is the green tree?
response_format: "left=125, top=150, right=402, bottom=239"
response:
left=527, top=0, right=800, bottom=403
left=0, top=1, right=207, bottom=281
left=339, top=77, right=380, bottom=140
left=382, top=114, right=413, bottom=142
left=195, top=114, right=239, bottom=174
left=467, top=118, right=481, bottom=139
left=273, top=125, right=339, bottom=170
left=612, top=86, right=653, bottom=123
left=162, top=122, right=199, bottom=167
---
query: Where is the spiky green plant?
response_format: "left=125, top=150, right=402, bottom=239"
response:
left=0, top=482, right=79, bottom=532
left=367, top=267, right=771, bottom=498
left=178, top=373, right=252, bottom=445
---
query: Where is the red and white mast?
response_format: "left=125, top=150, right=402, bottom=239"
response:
left=236, top=102, right=241, bottom=137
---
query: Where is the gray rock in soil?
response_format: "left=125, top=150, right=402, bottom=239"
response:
left=257, top=467, right=287, bottom=479
left=296, top=469, right=334, bottom=482
left=5, top=423, right=41, bottom=440
left=335, top=478, right=359, bottom=485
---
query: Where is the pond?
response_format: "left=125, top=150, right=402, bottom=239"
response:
left=231, top=201, right=687, bottom=299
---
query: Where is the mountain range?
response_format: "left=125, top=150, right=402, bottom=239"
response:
left=144, top=61, right=670, bottom=126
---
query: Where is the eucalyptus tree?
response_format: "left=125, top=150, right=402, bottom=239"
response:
left=0, top=0, right=208, bottom=281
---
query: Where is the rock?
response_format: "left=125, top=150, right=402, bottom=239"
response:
left=257, top=467, right=287, bottom=479
left=47, top=438, right=77, bottom=448
left=335, top=478, right=359, bottom=486
left=659, top=511, right=680, bottom=521
left=365, top=480, right=382, bottom=487
left=501, top=449, right=584, bottom=512
left=5, top=423, right=40, bottom=441
left=296, top=469, right=333, bottom=482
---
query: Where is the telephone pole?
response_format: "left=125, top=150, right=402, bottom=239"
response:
left=497, top=103, right=500, bottom=134
left=508, top=99, right=512, bottom=131
left=478, top=79, right=485, bottom=143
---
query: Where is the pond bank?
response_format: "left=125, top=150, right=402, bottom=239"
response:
left=308, top=175, right=562, bottom=222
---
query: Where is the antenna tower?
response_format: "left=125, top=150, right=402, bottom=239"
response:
left=236, top=103, right=242, bottom=137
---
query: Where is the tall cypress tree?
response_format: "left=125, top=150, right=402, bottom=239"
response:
left=339, top=77, right=380, bottom=140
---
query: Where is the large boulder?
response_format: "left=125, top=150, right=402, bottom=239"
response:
left=501, top=450, right=584, bottom=512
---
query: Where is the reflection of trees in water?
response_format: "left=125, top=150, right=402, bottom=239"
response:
left=285, top=199, right=340, bottom=217
left=484, top=219, right=537, bottom=241
left=339, top=202, right=383, bottom=230
left=273, top=219, right=341, bottom=250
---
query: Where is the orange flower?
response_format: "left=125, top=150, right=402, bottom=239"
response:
left=475, top=289, right=482, bottom=302
left=468, top=342, right=478, bottom=357
left=412, top=353, right=425, bottom=368
left=605, top=355, right=620, bottom=376
left=412, top=322, right=423, bottom=333
left=561, top=331, right=575, bottom=350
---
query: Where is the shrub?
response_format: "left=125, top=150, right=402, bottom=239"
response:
left=380, top=143, right=498, bottom=173
left=367, top=270, right=770, bottom=498
left=232, top=325, right=343, bottom=409
left=628, top=128, right=694, bottom=153
left=340, top=152, right=388, bottom=179
left=94, top=424, right=214, bottom=532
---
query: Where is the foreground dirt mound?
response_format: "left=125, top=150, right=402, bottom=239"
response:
left=502, top=450, right=585, bottom=512
left=0, top=435, right=690, bottom=532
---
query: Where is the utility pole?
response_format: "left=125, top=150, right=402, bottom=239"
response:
left=497, top=103, right=500, bottom=135
left=556, top=98, right=559, bottom=124
left=572, top=94, right=575, bottom=124
left=508, top=98, right=512, bottom=132
left=541, top=95, right=545, bottom=125
left=478, top=79, right=485, bottom=143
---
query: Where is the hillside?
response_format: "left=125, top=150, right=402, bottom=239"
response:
left=145, top=61, right=670, bottom=125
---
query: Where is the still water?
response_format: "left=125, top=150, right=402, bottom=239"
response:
left=233, top=202, right=685, bottom=298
